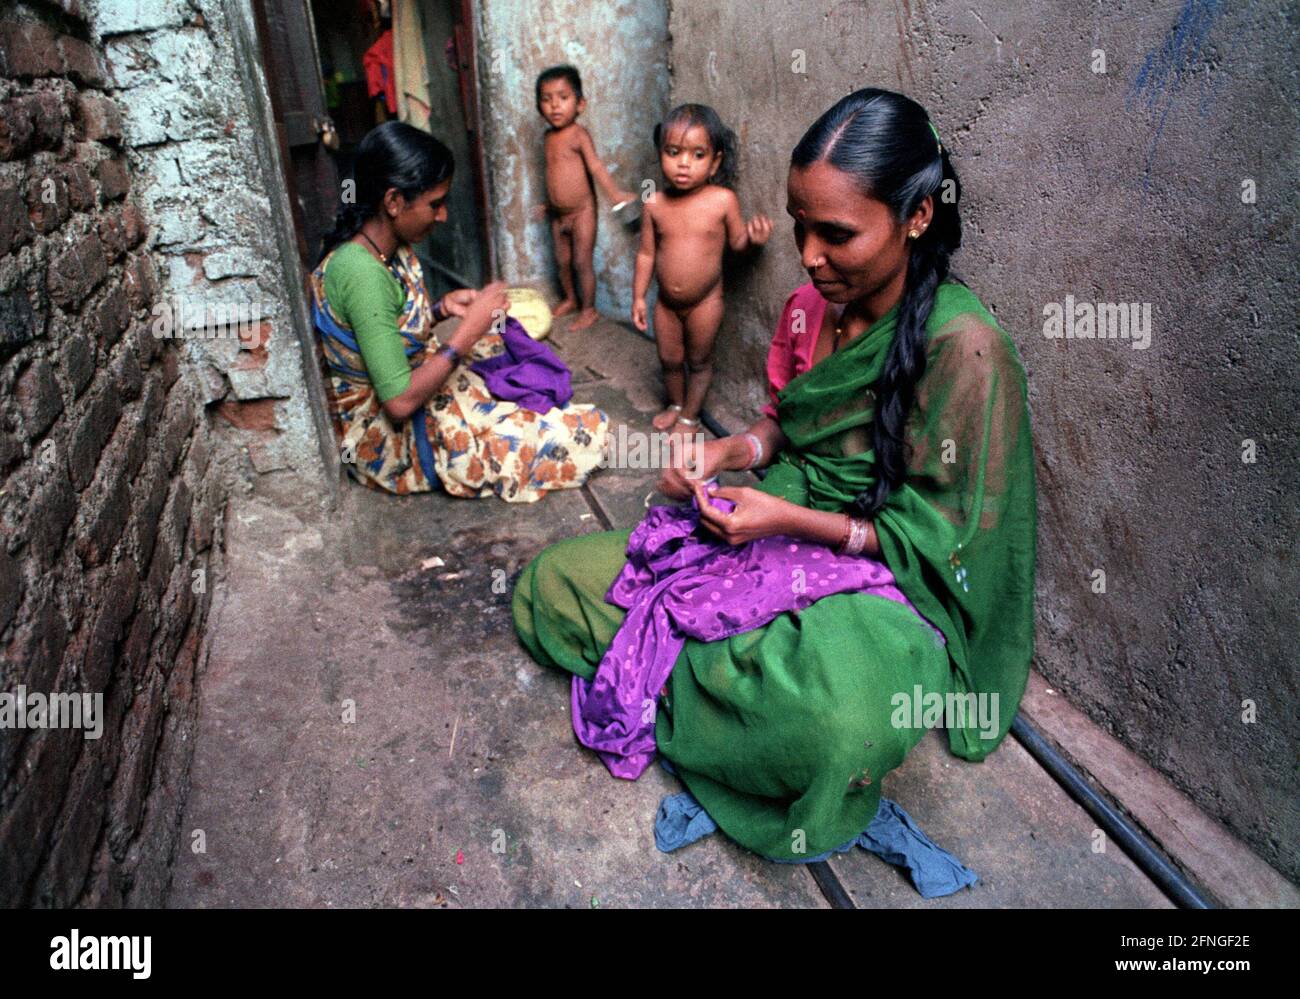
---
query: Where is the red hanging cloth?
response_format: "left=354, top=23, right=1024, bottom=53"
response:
left=362, top=28, right=396, bottom=114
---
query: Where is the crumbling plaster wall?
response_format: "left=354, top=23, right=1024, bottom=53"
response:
left=93, top=0, right=335, bottom=488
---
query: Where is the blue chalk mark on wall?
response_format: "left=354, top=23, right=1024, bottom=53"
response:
left=1126, top=0, right=1225, bottom=190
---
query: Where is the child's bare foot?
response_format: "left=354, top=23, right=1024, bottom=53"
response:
left=553, top=298, right=578, bottom=317
left=569, top=307, right=599, bottom=330
left=652, top=404, right=682, bottom=431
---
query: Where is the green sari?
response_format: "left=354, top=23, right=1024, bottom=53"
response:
left=512, top=279, right=1037, bottom=860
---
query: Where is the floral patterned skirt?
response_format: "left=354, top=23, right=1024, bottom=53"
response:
left=336, top=336, right=609, bottom=502
left=427, top=362, right=609, bottom=503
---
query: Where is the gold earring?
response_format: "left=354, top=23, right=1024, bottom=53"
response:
left=908, top=229, right=920, bottom=239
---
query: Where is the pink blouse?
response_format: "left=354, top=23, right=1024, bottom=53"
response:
left=762, top=282, right=831, bottom=420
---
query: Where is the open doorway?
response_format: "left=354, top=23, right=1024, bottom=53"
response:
left=253, top=0, right=491, bottom=298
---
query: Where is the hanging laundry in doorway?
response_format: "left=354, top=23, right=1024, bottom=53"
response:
left=363, top=28, right=396, bottom=114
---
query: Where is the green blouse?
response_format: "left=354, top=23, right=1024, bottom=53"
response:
left=321, top=241, right=413, bottom=402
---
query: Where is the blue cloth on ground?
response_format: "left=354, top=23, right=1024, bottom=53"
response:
left=654, top=757, right=977, bottom=898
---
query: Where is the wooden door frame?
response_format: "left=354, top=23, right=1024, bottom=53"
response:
left=253, top=0, right=496, bottom=281
left=249, top=0, right=339, bottom=271
left=452, top=0, right=497, bottom=279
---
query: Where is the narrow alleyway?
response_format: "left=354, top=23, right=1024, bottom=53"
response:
left=168, top=316, right=1203, bottom=908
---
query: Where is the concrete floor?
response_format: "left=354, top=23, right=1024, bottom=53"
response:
left=169, top=315, right=1291, bottom=908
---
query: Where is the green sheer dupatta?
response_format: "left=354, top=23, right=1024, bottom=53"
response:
left=766, top=280, right=1038, bottom=762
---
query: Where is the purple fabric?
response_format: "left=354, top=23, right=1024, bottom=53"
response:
left=572, top=486, right=946, bottom=779
left=469, top=316, right=573, bottom=413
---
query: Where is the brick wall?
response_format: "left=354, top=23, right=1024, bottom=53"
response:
left=0, top=0, right=225, bottom=905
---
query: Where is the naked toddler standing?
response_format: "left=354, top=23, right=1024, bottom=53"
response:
left=535, top=65, right=634, bottom=331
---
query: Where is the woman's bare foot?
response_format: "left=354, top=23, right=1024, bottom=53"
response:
left=569, top=307, right=599, bottom=330
left=652, top=404, right=682, bottom=431
left=671, top=415, right=701, bottom=440
left=553, top=298, right=578, bottom=317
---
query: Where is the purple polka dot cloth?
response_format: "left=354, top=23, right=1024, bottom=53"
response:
left=571, top=486, right=945, bottom=779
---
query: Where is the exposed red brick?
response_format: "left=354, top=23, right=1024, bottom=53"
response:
left=97, top=208, right=127, bottom=261
left=28, top=461, right=77, bottom=565
left=132, top=456, right=171, bottom=567
left=21, top=91, right=66, bottom=151
left=25, top=172, right=70, bottom=234
left=75, top=469, right=130, bottom=568
left=74, top=92, right=121, bottom=143
left=31, top=754, right=105, bottom=907
left=97, top=284, right=131, bottom=345
left=123, top=251, right=158, bottom=310
left=0, top=98, right=34, bottom=160
left=106, top=674, right=165, bottom=860
left=214, top=397, right=279, bottom=431
left=58, top=161, right=94, bottom=210
left=0, top=184, right=34, bottom=254
left=232, top=321, right=272, bottom=370
left=183, top=251, right=206, bottom=284
left=95, top=156, right=130, bottom=201
left=61, top=331, right=95, bottom=397
left=160, top=390, right=197, bottom=472
left=15, top=357, right=64, bottom=440
left=120, top=203, right=146, bottom=247
left=2, top=585, right=68, bottom=697
left=57, top=35, right=106, bottom=88
left=47, top=229, right=108, bottom=308
left=161, top=344, right=180, bottom=389
left=82, top=556, right=139, bottom=691
left=68, top=388, right=122, bottom=490
left=0, top=22, right=63, bottom=79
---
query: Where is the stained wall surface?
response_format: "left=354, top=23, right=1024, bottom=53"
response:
left=474, top=0, right=670, bottom=317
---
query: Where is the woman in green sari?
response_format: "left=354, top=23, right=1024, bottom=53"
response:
left=512, top=88, right=1037, bottom=861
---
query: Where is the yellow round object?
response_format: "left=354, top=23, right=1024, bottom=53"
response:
left=505, top=287, right=553, bottom=340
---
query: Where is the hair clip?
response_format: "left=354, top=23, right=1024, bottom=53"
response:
left=927, top=120, right=943, bottom=155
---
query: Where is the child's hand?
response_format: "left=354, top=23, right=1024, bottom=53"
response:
left=746, top=213, right=773, bottom=247
left=529, top=204, right=548, bottom=222
left=632, top=298, right=648, bottom=332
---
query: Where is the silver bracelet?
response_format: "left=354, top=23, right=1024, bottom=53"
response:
left=742, top=432, right=764, bottom=469
left=838, top=517, right=872, bottom=556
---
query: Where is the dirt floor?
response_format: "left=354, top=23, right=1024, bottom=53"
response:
left=169, top=314, right=1296, bottom=908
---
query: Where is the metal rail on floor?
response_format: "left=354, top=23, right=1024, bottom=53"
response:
left=1010, top=715, right=1215, bottom=909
